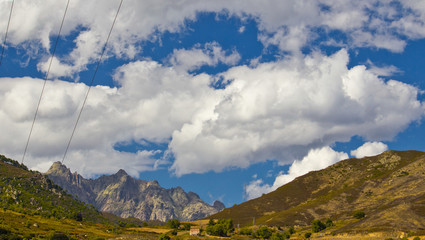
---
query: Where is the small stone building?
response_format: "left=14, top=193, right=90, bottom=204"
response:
left=190, top=227, right=200, bottom=236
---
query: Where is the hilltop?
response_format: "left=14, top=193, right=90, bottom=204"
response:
left=46, top=161, right=225, bottom=222
left=211, top=150, right=425, bottom=235
left=0, top=154, right=152, bottom=239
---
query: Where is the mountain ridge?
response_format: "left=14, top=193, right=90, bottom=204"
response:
left=46, top=161, right=225, bottom=222
left=211, top=150, right=425, bottom=233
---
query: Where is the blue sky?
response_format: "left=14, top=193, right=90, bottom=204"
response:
left=1, top=0, right=425, bottom=207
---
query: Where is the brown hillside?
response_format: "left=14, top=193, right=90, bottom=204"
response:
left=211, top=150, right=425, bottom=233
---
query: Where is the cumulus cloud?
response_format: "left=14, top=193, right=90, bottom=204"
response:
left=0, top=1, right=425, bottom=179
left=168, top=42, right=241, bottom=71
left=351, top=141, right=388, bottom=158
left=3, top=0, right=425, bottom=77
left=0, top=48, right=423, bottom=178
left=170, top=49, right=424, bottom=176
left=245, top=146, right=348, bottom=200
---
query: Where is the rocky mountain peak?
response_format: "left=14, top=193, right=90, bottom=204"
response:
left=46, top=161, right=71, bottom=176
left=46, top=162, right=223, bottom=222
left=213, top=200, right=226, bottom=211
left=115, top=169, right=128, bottom=177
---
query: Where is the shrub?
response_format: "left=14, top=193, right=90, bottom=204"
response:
left=413, top=237, right=420, bottom=240
left=254, top=226, right=273, bottom=239
left=72, top=212, right=83, bottom=221
left=182, top=223, right=191, bottom=230
left=166, top=219, right=180, bottom=229
left=207, top=224, right=226, bottom=237
left=170, top=229, right=177, bottom=236
left=325, top=218, right=334, bottom=227
left=272, top=231, right=290, bottom=240
left=49, top=233, right=70, bottom=240
left=312, top=220, right=326, bottom=233
left=239, top=227, right=253, bottom=236
left=288, top=226, right=295, bottom=235
left=353, top=211, right=365, bottom=219
left=304, top=232, right=312, bottom=238
left=157, top=234, right=170, bottom=240
left=208, top=218, right=215, bottom=226
left=270, top=232, right=288, bottom=240
left=206, top=219, right=234, bottom=237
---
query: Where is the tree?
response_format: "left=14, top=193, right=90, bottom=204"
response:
left=239, top=227, right=253, bottom=236
left=182, top=223, right=191, bottom=230
left=254, top=226, right=273, bottom=239
left=270, top=232, right=290, bottom=240
left=72, top=212, right=83, bottom=222
left=166, top=219, right=180, bottom=229
left=270, top=232, right=284, bottom=240
left=288, top=226, right=295, bottom=235
left=325, top=218, right=334, bottom=227
left=353, top=211, right=365, bottom=219
left=312, top=219, right=326, bottom=233
left=206, top=219, right=234, bottom=237
left=208, top=218, right=215, bottom=226
left=157, top=234, right=170, bottom=240
left=170, top=229, right=177, bottom=235
left=49, top=233, right=70, bottom=240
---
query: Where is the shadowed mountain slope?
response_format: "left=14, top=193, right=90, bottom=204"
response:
left=211, top=150, right=425, bottom=233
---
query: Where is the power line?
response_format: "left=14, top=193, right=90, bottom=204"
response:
left=22, top=0, right=71, bottom=164
left=0, top=0, right=15, bottom=67
left=62, top=0, right=124, bottom=163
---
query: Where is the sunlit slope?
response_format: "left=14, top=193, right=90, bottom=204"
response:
left=212, top=150, right=425, bottom=233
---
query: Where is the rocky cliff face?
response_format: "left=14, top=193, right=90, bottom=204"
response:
left=46, top=162, right=224, bottom=222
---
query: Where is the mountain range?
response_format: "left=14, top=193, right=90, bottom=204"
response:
left=46, top=161, right=225, bottom=222
left=211, top=150, right=425, bottom=234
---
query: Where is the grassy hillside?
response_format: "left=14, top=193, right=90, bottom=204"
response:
left=0, top=154, right=103, bottom=223
left=211, top=150, right=425, bottom=235
left=0, top=154, right=157, bottom=239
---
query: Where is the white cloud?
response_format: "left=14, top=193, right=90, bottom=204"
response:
left=168, top=42, right=241, bottom=71
left=244, top=179, right=273, bottom=200
left=170, top=49, right=424, bottom=176
left=0, top=48, right=423, bottom=178
left=351, top=141, right=388, bottom=158
left=244, top=146, right=348, bottom=200
left=366, top=60, right=401, bottom=77
left=238, top=26, right=246, bottom=33
left=0, top=1, right=425, bottom=179
left=3, top=0, right=425, bottom=78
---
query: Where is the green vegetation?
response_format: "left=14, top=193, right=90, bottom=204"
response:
left=325, top=218, right=334, bottom=227
left=236, top=225, right=294, bottom=239
left=0, top=155, right=102, bottom=223
left=253, top=226, right=272, bottom=239
left=353, top=211, right=366, bottom=219
left=0, top=154, right=153, bottom=239
left=49, top=233, right=70, bottom=240
left=312, top=219, right=326, bottom=233
left=206, top=219, right=234, bottom=237
left=239, top=227, right=253, bottom=236
left=304, top=232, right=312, bottom=238
left=288, top=226, right=295, bottom=234
left=166, top=219, right=180, bottom=229
left=182, top=223, right=191, bottom=230
left=210, top=150, right=425, bottom=235
left=157, top=233, right=170, bottom=240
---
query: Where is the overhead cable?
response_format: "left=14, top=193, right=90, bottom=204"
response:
left=62, top=0, right=124, bottom=163
left=22, top=0, right=71, bottom=164
left=0, top=0, right=15, bottom=67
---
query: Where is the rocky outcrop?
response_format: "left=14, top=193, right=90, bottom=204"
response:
left=46, top=162, right=224, bottom=222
